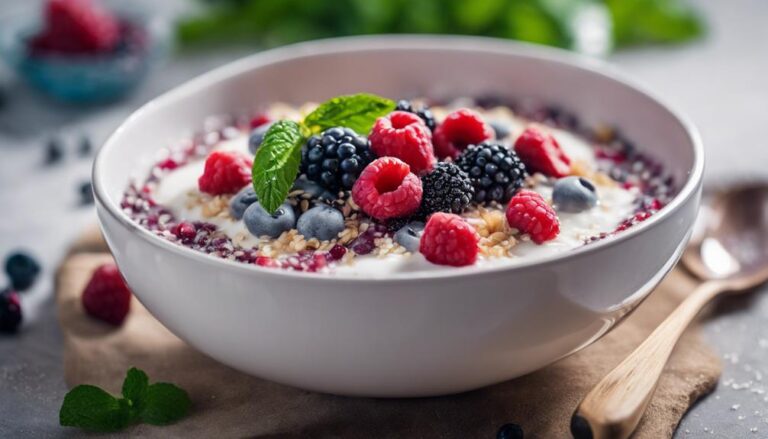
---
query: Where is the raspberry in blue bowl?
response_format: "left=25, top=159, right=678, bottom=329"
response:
left=0, top=0, right=170, bottom=103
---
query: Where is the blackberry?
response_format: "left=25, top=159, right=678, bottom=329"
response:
left=419, top=162, right=474, bottom=216
left=456, top=142, right=527, bottom=204
left=301, top=127, right=375, bottom=193
left=395, top=99, right=436, bottom=132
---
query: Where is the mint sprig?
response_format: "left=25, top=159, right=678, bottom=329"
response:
left=59, top=367, right=191, bottom=432
left=252, top=93, right=395, bottom=213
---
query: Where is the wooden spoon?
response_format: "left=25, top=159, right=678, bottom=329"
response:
left=571, top=185, right=768, bottom=439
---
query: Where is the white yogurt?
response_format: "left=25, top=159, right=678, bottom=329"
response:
left=152, top=114, right=638, bottom=277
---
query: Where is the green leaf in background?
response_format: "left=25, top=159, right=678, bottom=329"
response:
left=59, top=385, right=131, bottom=432
left=177, top=0, right=705, bottom=53
left=140, top=383, right=192, bottom=426
left=303, top=93, right=396, bottom=135
left=252, top=120, right=305, bottom=213
left=606, top=0, right=704, bottom=47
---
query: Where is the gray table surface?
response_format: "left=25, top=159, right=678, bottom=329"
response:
left=1, top=0, right=767, bottom=437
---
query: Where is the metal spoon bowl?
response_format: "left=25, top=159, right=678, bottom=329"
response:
left=573, top=184, right=768, bottom=439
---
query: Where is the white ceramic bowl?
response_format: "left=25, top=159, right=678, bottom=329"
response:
left=94, top=36, right=703, bottom=397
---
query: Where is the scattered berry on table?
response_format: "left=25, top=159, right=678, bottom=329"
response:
left=456, top=142, right=527, bottom=204
left=82, top=263, right=131, bottom=326
left=229, top=186, right=258, bottom=220
left=301, top=127, right=375, bottom=192
left=505, top=190, right=560, bottom=244
left=32, top=0, right=120, bottom=54
left=0, top=288, right=22, bottom=334
left=78, top=135, right=92, bottom=156
left=395, top=99, right=437, bottom=131
left=490, top=120, right=511, bottom=140
left=352, top=157, right=423, bottom=221
left=369, top=110, right=435, bottom=174
left=552, top=176, right=598, bottom=213
left=418, top=162, right=474, bottom=216
left=419, top=213, right=479, bottom=266
left=79, top=181, right=94, bottom=205
left=248, top=121, right=274, bottom=155
left=297, top=205, right=345, bottom=241
left=291, top=176, right=336, bottom=201
left=249, top=113, right=271, bottom=129
left=5, top=251, right=41, bottom=291
left=496, top=423, right=525, bottom=439
left=433, top=108, right=494, bottom=159
left=394, top=221, right=425, bottom=253
left=243, top=202, right=296, bottom=238
left=514, top=125, right=571, bottom=178
left=44, top=137, right=64, bottom=165
left=198, top=150, right=253, bottom=195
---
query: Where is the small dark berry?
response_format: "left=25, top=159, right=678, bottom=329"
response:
left=5, top=251, right=41, bottom=291
left=490, top=120, right=511, bottom=140
left=79, top=181, right=94, bottom=205
left=395, top=99, right=436, bottom=132
left=78, top=135, right=93, bottom=156
left=456, top=142, right=527, bottom=204
left=44, top=137, right=64, bottom=165
left=418, top=162, right=474, bottom=217
left=496, top=423, right=524, bottom=439
left=0, top=289, right=22, bottom=334
left=570, top=415, right=593, bottom=439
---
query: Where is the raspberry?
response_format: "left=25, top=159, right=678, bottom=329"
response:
left=82, top=263, right=131, bottom=325
left=513, top=125, right=571, bottom=178
left=198, top=151, right=253, bottom=195
left=32, top=0, right=120, bottom=54
left=505, top=190, right=560, bottom=244
left=249, top=113, right=271, bottom=129
left=369, top=111, right=435, bottom=174
left=433, top=108, right=494, bottom=159
left=351, top=157, right=423, bottom=220
left=419, top=213, right=479, bottom=266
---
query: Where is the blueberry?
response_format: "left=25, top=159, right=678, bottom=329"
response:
left=490, top=120, right=511, bottom=140
left=44, top=137, right=64, bottom=165
left=243, top=202, right=296, bottom=238
left=0, top=289, right=22, bottom=334
left=553, top=176, right=598, bottom=213
left=496, top=423, right=524, bottom=439
left=248, top=122, right=274, bottom=155
left=79, top=181, right=94, bottom=205
left=229, top=186, right=258, bottom=220
left=5, top=251, right=40, bottom=291
left=394, top=221, right=425, bottom=253
left=292, top=177, right=335, bottom=200
left=296, top=205, right=345, bottom=241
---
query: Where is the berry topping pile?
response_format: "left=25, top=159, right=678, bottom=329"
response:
left=125, top=94, right=674, bottom=273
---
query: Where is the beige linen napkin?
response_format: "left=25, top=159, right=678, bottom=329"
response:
left=57, top=227, right=721, bottom=438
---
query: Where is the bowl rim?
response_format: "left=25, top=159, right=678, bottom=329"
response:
left=93, top=35, right=704, bottom=283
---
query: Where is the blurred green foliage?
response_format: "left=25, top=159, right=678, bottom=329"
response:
left=177, top=0, right=704, bottom=52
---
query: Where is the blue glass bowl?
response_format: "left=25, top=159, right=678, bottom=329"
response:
left=0, top=11, right=170, bottom=103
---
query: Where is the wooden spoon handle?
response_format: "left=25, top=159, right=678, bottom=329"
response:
left=571, top=280, right=726, bottom=439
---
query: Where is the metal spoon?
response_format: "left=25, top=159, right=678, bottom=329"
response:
left=571, top=184, right=768, bottom=439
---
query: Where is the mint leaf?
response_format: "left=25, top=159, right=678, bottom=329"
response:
left=140, top=383, right=191, bottom=426
left=252, top=120, right=304, bottom=213
left=122, top=367, right=149, bottom=418
left=59, top=385, right=131, bottom=432
left=303, top=93, right=395, bottom=135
